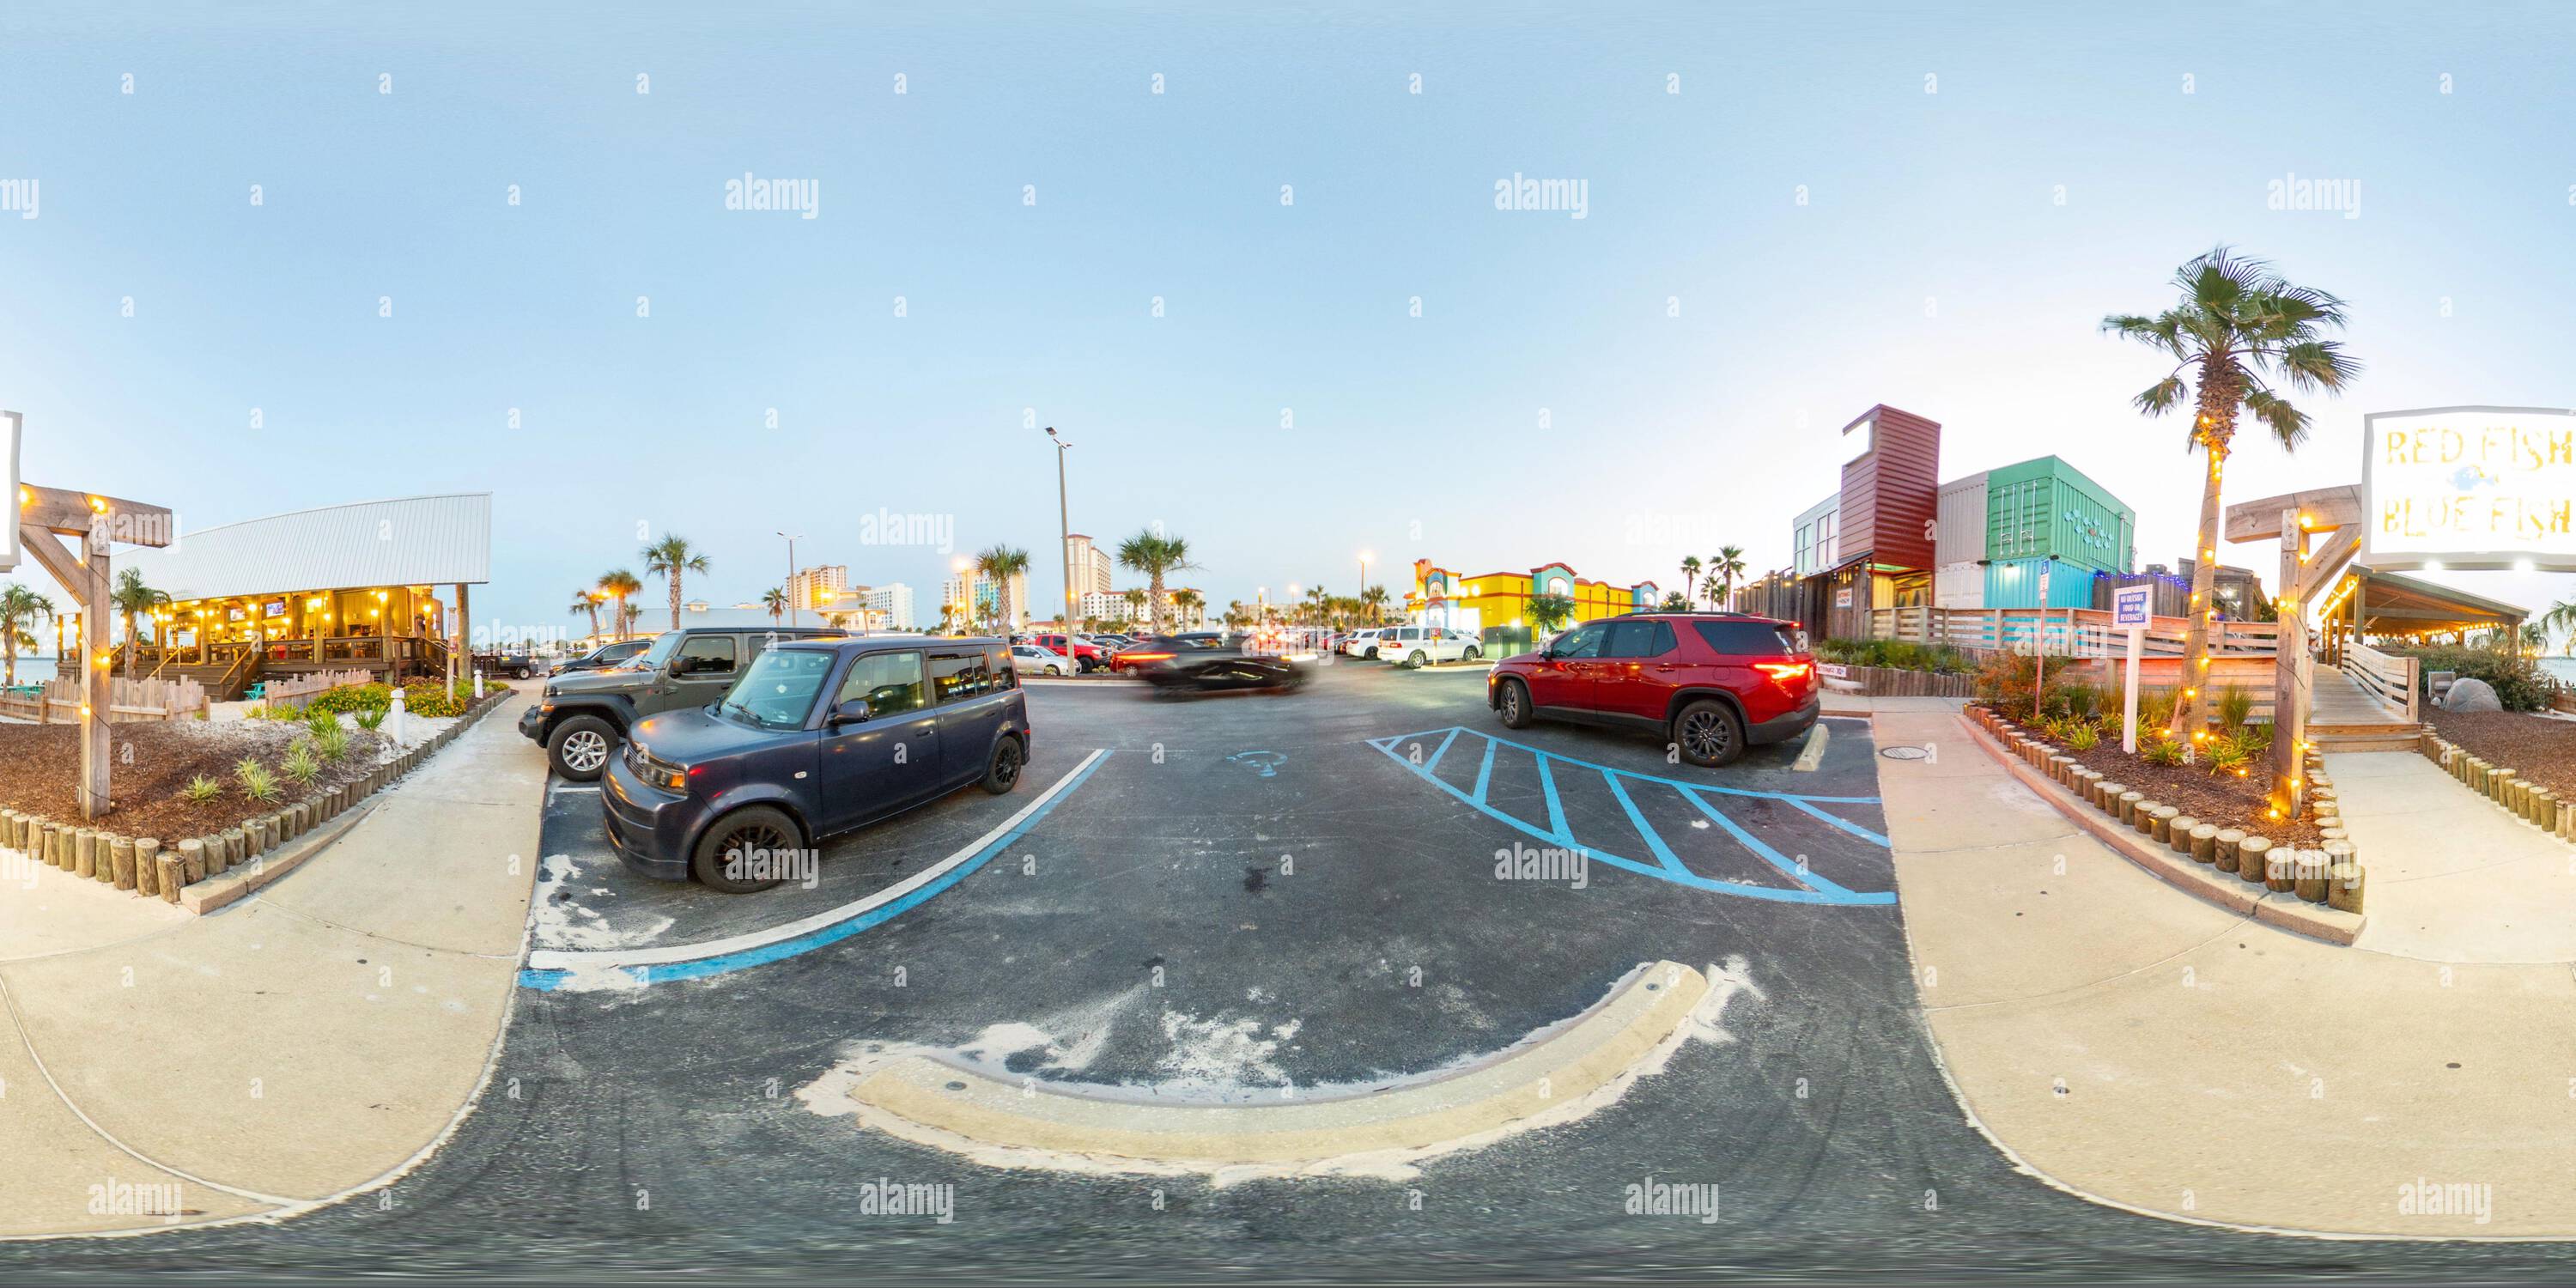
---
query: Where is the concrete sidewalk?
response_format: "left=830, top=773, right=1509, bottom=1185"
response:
left=2326, top=750, right=2576, bottom=964
left=1877, top=704, right=2576, bottom=1237
left=0, top=692, right=543, bottom=1237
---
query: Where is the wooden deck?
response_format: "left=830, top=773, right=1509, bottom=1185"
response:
left=2308, top=667, right=2422, bottom=753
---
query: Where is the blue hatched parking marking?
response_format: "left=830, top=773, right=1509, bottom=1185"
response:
left=1370, top=726, right=1893, bottom=907
left=1420, top=726, right=1461, bottom=775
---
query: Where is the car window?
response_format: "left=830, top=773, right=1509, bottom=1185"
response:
left=1552, top=623, right=1606, bottom=659
left=985, top=645, right=1018, bottom=690
left=1694, top=620, right=1800, bottom=654
left=836, top=651, right=925, bottom=715
left=929, top=651, right=980, bottom=701
left=1601, top=621, right=1674, bottom=659
left=721, top=648, right=835, bottom=728
left=677, top=635, right=738, bottom=675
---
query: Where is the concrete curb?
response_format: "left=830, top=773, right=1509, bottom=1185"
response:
left=828, top=960, right=1709, bottom=1179
left=2421, top=728, right=2576, bottom=842
left=1959, top=714, right=2366, bottom=945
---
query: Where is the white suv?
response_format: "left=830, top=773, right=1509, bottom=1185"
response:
left=1376, top=625, right=1482, bottom=668
left=1342, top=629, right=1386, bottom=659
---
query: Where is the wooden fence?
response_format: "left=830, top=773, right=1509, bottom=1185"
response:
left=258, top=669, right=377, bottom=714
left=0, top=675, right=210, bottom=724
left=1817, top=663, right=1976, bottom=698
left=2342, top=642, right=2419, bottom=723
left=1866, top=606, right=2279, bottom=659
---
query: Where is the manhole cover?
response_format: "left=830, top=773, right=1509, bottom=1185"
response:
left=1879, top=745, right=1931, bottom=761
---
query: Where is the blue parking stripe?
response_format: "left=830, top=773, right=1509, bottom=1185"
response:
left=1785, top=796, right=1893, bottom=848
left=1370, top=728, right=1893, bottom=907
left=517, top=750, right=1115, bottom=990
left=1676, top=785, right=1862, bottom=899
left=1600, top=769, right=1690, bottom=876
left=1421, top=727, right=1461, bottom=775
left=1471, top=737, right=1498, bottom=805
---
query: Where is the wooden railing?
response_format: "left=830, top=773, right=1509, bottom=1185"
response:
left=258, top=668, right=377, bottom=713
left=0, top=675, right=210, bottom=723
left=1866, top=606, right=2279, bottom=659
left=2342, top=640, right=2420, bottom=723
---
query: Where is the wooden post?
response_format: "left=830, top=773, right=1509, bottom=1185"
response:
left=2269, top=507, right=2309, bottom=818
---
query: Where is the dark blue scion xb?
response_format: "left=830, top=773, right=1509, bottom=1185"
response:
left=603, top=636, right=1031, bottom=893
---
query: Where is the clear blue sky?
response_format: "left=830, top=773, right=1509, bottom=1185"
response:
left=7, top=1, right=2573, bottom=641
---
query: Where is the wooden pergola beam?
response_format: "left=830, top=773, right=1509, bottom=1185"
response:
left=15, top=477, right=176, bottom=822
left=2225, top=485, right=2363, bottom=544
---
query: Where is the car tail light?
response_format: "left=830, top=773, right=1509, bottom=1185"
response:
left=1126, top=652, right=1175, bottom=663
left=1753, top=661, right=1812, bottom=685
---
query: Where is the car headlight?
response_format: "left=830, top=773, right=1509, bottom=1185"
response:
left=629, top=743, right=690, bottom=793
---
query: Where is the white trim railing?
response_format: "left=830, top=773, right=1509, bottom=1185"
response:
left=2343, top=640, right=2420, bottom=723
left=1866, top=606, right=2279, bottom=660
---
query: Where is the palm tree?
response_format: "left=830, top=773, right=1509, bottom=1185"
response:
left=1707, top=546, right=1747, bottom=610
left=2538, top=599, right=2576, bottom=657
left=1360, top=584, right=1390, bottom=624
left=1123, top=588, right=1148, bottom=627
left=761, top=586, right=787, bottom=625
left=641, top=536, right=710, bottom=631
left=974, top=545, right=1032, bottom=633
left=1115, top=531, right=1196, bottom=635
left=598, top=568, right=644, bottom=640
left=110, top=568, right=170, bottom=677
left=1660, top=591, right=1689, bottom=611
left=569, top=588, right=604, bottom=643
left=2105, top=246, right=2360, bottom=738
left=1171, top=588, right=1205, bottom=630
left=1528, top=593, right=1576, bottom=646
left=0, top=584, right=57, bottom=687
left=1679, top=556, right=1702, bottom=605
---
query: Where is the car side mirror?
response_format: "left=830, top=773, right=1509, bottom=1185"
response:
left=831, top=698, right=872, bottom=726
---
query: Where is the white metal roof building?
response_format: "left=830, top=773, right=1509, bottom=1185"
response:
left=122, top=493, right=491, bottom=600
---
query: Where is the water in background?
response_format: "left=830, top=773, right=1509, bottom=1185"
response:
left=6, top=656, right=57, bottom=683
left=2543, top=658, right=2576, bottom=685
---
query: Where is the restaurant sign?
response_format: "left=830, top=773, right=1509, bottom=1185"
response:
left=2361, top=405, right=2576, bottom=570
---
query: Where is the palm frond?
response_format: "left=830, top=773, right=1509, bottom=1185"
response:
left=2243, top=388, right=2312, bottom=451
left=2132, top=375, right=2189, bottom=417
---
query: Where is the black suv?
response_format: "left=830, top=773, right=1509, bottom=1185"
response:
left=519, top=625, right=845, bottom=780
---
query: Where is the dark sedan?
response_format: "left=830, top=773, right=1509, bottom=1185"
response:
left=601, top=636, right=1031, bottom=892
left=1132, top=643, right=1307, bottom=696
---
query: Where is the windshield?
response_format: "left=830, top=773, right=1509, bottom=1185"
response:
left=717, top=648, right=836, bottom=729
left=636, top=632, right=684, bottom=669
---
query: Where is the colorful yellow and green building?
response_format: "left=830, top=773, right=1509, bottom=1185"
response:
left=1400, top=558, right=1661, bottom=644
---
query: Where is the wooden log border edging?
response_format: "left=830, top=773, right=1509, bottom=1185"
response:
left=1960, top=705, right=2366, bottom=945
left=0, top=689, right=518, bottom=915
left=2416, top=726, right=2576, bottom=844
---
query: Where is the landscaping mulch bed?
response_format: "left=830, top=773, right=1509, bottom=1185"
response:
left=0, top=719, right=390, bottom=841
left=2427, top=708, right=2576, bottom=799
left=1978, top=708, right=2324, bottom=847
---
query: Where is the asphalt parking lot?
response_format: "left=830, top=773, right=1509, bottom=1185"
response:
left=20, top=661, right=2576, bottom=1281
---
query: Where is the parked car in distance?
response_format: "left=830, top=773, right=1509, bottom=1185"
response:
left=519, top=625, right=847, bottom=781
left=603, top=636, right=1031, bottom=892
left=473, top=648, right=538, bottom=679
left=1008, top=644, right=1072, bottom=676
left=1485, top=611, right=1818, bottom=768
left=1030, top=633, right=1111, bottom=671
left=1340, top=628, right=1386, bottom=659
left=1086, top=633, right=1135, bottom=649
left=1375, top=624, right=1483, bottom=668
left=553, top=637, right=653, bottom=675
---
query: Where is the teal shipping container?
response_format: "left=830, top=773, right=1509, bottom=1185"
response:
left=1984, top=456, right=2134, bottom=574
left=1982, top=557, right=2096, bottom=610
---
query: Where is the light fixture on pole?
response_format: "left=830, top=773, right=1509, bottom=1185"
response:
left=1045, top=427, right=1073, bottom=634
left=777, top=531, right=803, bottom=628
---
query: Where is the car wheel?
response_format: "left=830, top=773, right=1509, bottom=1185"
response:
left=690, top=805, right=800, bottom=894
left=1674, top=699, right=1746, bottom=768
left=1406, top=650, right=1428, bottom=669
left=1045, top=664, right=1063, bottom=676
left=1363, top=647, right=1377, bottom=659
left=546, top=714, right=617, bottom=782
left=1463, top=646, right=1482, bottom=661
left=981, top=736, right=1026, bottom=794
left=1497, top=678, right=1534, bottom=729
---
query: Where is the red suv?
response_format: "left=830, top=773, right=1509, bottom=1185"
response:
left=1486, top=613, right=1817, bottom=767
left=1031, top=633, right=1110, bottom=672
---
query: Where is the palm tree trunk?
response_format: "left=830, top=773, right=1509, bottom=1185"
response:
left=669, top=578, right=683, bottom=631
left=1150, top=572, right=1168, bottom=634
left=2170, top=443, right=2229, bottom=743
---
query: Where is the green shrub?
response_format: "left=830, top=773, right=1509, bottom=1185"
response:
left=282, top=742, right=321, bottom=786
left=311, top=724, right=351, bottom=762
left=2387, top=645, right=2551, bottom=711
left=235, top=758, right=282, bottom=803
left=1815, top=638, right=1975, bottom=675
left=2141, top=738, right=2184, bottom=766
left=2137, top=687, right=2178, bottom=732
left=179, top=775, right=222, bottom=803
left=303, top=683, right=393, bottom=716
left=2216, top=683, right=2254, bottom=732
left=355, top=707, right=387, bottom=732
left=2064, top=723, right=2099, bottom=751
left=2203, top=735, right=2252, bottom=777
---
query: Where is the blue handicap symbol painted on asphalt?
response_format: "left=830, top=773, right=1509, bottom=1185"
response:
left=1229, top=750, right=1287, bottom=778
left=1366, top=726, right=1896, bottom=907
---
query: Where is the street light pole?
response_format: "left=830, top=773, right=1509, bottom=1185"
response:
left=1045, top=427, right=1073, bottom=634
left=777, top=531, right=802, bottom=627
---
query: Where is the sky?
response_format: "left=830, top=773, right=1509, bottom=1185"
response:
left=5, top=1, right=2574, bottom=645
